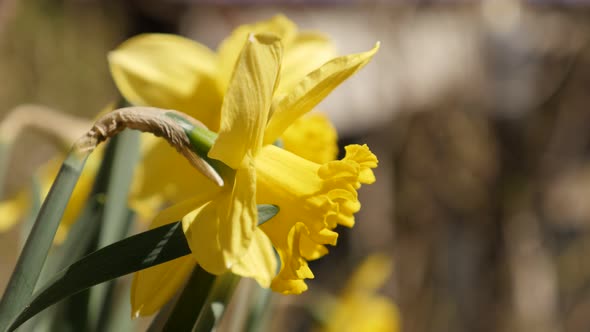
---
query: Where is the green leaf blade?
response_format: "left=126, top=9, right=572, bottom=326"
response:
left=7, top=221, right=190, bottom=332
left=0, top=151, right=89, bottom=332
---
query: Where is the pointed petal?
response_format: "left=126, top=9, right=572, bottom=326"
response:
left=230, top=228, right=277, bottom=287
left=184, top=167, right=257, bottom=274
left=264, top=43, right=380, bottom=144
left=151, top=193, right=216, bottom=228
left=108, top=33, right=217, bottom=110
left=131, top=255, right=196, bottom=317
left=217, top=14, right=296, bottom=92
left=209, top=33, right=282, bottom=169
left=278, top=33, right=336, bottom=93
left=182, top=201, right=225, bottom=274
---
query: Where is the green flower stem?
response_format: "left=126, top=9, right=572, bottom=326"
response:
left=193, top=273, right=241, bottom=332
left=0, top=149, right=89, bottom=332
left=164, top=112, right=230, bottom=177
left=161, top=265, right=216, bottom=332
left=245, top=286, right=273, bottom=332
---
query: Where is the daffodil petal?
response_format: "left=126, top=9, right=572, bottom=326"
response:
left=278, top=32, right=336, bottom=93
left=151, top=192, right=216, bottom=228
left=209, top=33, right=282, bottom=169
left=230, top=228, right=277, bottom=287
left=129, top=191, right=214, bottom=317
left=182, top=200, right=225, bottom=274
left=217, top=14, right=297, bottom=92
left=264, top=43, right=380, bottom=144
left=131, top=255, right=196, bottom=317
left=281, top=113, right=338, bottom=164
left=184, top=167, right=257, bottom=274
left=108, top=33, right=217, bottom=110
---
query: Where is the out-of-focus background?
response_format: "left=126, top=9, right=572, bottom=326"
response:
left=2, top=0, right=590, bottom=331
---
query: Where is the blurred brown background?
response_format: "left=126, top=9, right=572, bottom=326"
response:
left=3, top=1, right=590, bottom=331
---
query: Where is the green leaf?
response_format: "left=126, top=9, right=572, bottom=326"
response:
left=257, top=204, right=279, bottom=226
left=29, top=196, right=105, bottom=332
left=193, top=273, right=241, bottom=332
left=88, top=129, right=140, bottom=331
left=161, top=265, right=215, bottom=332
left=34, top=131, right=135, bottom=332
left=0, top=150, right=90, bottom=332
left=99, top=272, right=137, bottom=332
left=145, top=294, right=176, bottom=332
left=26, top=134, right=121, bottom=332
left=95, top=130, right=140, bottom=248
left=6, top=204, right=280, bottom=331
left=7, top=221, right=190, bottom=332
left=19, top=175, right=42, bottom=248
left=245, top=285, right=273, bottom=332
left=0, top=141, right=12, bottom=200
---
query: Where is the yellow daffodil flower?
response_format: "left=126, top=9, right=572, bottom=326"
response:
left=319, top=255, right=400, bottom=332
left=129, top=29, right=379, bottom=316
left=109, top=15, right=339, bottom=206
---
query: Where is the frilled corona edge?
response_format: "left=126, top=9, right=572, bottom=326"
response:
left=72, top=107, right=223, bottom=186
left=256, top=144, right=379, bottom=294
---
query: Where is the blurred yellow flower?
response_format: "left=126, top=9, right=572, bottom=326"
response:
left=320, top=255, right=400, bottom=332
left=128, top=29, right=378, bottom=316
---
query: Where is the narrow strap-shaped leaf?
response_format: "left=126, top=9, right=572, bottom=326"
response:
left=193, top=273, right=241, bottom=332
left=89, top=129, right=140, bottom=331
left=29, top=197, right=105, bottom=332
left=257, top=204, right=279, bottom=226
left=96, top=129, right=140, bottom=248
left=161, top=265, right=215, bottom=332
left=245, top=285, right=273, bottom=332
left=99, top=268, right=137, bottom=332
left=145, top=293, right=177, bottom=332
left=7, top=203, right=280, bottom=331
left=27, top=134, right=121, bottom=332
left=7, top=221, right=190, bottom=332
left=19, top=175, right=42, bottom=248
left=0, top=141, right=12, bottom=200
left=0, top=150, right=89, bottom=332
